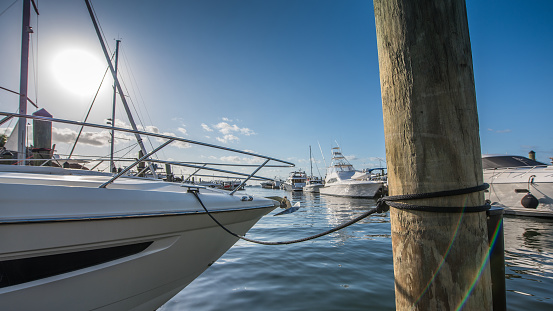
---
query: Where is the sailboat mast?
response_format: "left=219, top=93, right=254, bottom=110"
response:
left=110, top=39, right=121, bottom=173
left=84, top=0, right=157, bottom=178
left=17, top=0, right=32, bottom=164
left=309, top=145, right=313, bottom=177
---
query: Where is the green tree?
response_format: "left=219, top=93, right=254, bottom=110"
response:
left=0, top=134, right=6, bottom=147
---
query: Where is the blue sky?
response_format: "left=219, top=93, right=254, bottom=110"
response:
left=1, top=0, right=552, bottom=180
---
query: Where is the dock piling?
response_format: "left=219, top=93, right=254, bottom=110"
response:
left=373, top=0, right=493, bottom=309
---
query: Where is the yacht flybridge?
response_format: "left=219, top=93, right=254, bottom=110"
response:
left=0, top=1, right=293, bottom=310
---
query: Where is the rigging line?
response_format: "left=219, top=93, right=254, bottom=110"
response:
left=29, top=27, right=37, bottom=111
left=88, top=0, right=112, bottom=56
left=33, top=0, right=39, bottom=105
left=317, top=140, right=327, bottom=168
left=113, top=47, right=154, bottom=154
left=120, top=48, right=156, bottom=139
left=114, top=142, right=139, bottom=159
left=101, top=141, right=138, bottom=162
left=68, top=56, right=114, bottom=159
left=119, top=48, right=163, bottom=160
left=0, top=0, right=18, bottom=18
left=115, top=65, right=157, bottom=159
left=314, top=157, right=322, bottom=178
left=30, top=0, right=38, bottom=15
left=111, top=144, right=140, bottom=172
left=0, top=86, right=38, bottom=108
left=1, top=109, right=18, bottom=136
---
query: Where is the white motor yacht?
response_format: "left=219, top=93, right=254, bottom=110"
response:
left=303, top=177, right=324, bottom=193
left=282, top=170, right=307, bottom=191
left=483, top=154, right=553, bottom=210
left=319, top=147, right=384, bottom=198
left=0, top=1, right=294, bottom=309
left=0, top=164, right=282, bottom=310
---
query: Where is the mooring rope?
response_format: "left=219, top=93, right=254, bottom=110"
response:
left=376, top=183, right=491, bottom=213
left=190, top=190, right=386, bottom=245
left=190, top=184, right=489, bottom=245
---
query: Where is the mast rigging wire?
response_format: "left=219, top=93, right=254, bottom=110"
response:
left=68, top=54, right=115, bottom=158
left=0, top=0, right=18, bottom=18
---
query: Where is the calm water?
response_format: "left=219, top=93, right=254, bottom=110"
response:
left=159, top=187, right=553, bottom=310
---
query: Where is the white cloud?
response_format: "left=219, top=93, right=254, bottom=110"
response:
left=153, top=131, right=191, bottom=149
left=178, top=127, right=187, bottom=135
left=220, top=155, right=241, bottom=163
left=214, top=122, right=255, bottom=141
left=201, top=123, right=213, bottom=132
left=215, top=122, right=239, bottom=135
left=487, top=128, right=511, bottom=133
left=220, top=155, right=264, bottom=164
left=345, top=155, right=358, bottom=161
left=53, top=127, right=112, bottom=147
left=144, top=125, right=160, bottom=134
left=52, top=124, right=191, bottom=149
left=216, top=134, right=239, bottom=143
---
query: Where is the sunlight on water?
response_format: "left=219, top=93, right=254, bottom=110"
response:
left=159, top=188, right=553, bottom=310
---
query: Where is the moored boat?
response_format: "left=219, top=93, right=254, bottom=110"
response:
left=303, top=176, right=324, bottom=193
left=319, top=147, right=384, bottom=198
left=282, top=170, right=307, bottom=191
left=0, top=1, right=294, bottom=309
left=483, top=154, right=553, bottom=211
left=303, top=145, right=324, bottom=193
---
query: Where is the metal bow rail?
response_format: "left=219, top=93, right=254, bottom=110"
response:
left=0, top=111, right=294, bottom=194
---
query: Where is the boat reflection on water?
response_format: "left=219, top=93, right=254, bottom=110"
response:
left=503, top=216, right=553, bottom=310
left=319, top=194, right=389, bottom=244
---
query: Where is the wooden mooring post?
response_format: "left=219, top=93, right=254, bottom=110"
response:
left=373, top=0, right=493, bottom=309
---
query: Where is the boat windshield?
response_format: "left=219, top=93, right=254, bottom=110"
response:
left=482, top=155, right=547, bottom=169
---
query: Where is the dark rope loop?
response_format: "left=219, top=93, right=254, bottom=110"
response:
left=190, top=190, right=380, bottom=245
left=376, top=183, right=490, bottom=213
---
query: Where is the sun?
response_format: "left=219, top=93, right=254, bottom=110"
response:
left=52, top=49, right=106, bottom=96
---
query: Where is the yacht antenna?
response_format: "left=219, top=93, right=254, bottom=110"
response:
left=84, top=0, right=157, bottom=178
left=309, top=145, right=313, bottom=177
left=317, top=140, right=327, bottom=168
left=110, top=39, right=121, bottom=173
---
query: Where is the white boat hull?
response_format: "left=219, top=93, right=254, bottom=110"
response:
left=319, top=181, right=383, bottom=198
left=0, top=167, right=277, bottom=310
left=484, top=167, right=553, bottom=210
left=303, top=184, right=324, bottom=193
left=282, top=182, right=305, bottom=191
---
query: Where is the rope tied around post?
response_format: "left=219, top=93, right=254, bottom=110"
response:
left=376, top=183, right=491, bottom=213
left=189, top=184, right=489, bottom=246
left=189, top=189, right=381, bottom=245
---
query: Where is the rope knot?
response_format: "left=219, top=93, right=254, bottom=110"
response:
left=376, top=198, right=390, bottom=213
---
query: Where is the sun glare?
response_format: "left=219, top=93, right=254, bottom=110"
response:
left=52, top=49, right=106, bottom=96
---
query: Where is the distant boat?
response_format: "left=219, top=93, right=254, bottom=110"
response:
left=0, top=1, right=293, bottom=309
left=483, top=154, right=553, bottom=210
left=261, top=181, right=273, bottom=189
left=261, top=178, right=282, bottom=189
left=304, top=176, right=324, bottom=193
left=303, top=145, right=324, bottom=193
left=282, top=170, right=307, bottom=191
left=319, top=147, right=384, bottom=198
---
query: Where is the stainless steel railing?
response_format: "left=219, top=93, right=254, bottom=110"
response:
left=0, top=112, right=294, bottom=194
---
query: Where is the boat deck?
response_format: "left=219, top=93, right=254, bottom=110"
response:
left=503, top=207, right=553, bottom=219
